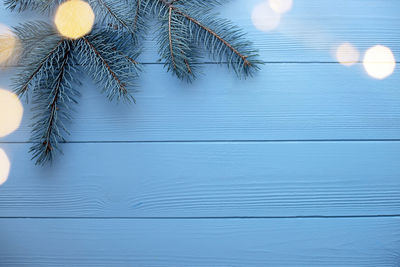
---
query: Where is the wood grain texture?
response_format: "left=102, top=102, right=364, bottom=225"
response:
left=1, top=142, right=400, bottom=217
left=1, top=217, right=399, bottom=266
left=0, top=0, right=399, bottom=265
left=0, top=0, right=399, bottom=62
left=1, top=63, right=399, bottom=142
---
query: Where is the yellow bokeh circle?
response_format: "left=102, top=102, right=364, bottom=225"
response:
left=363, top=45, right=396, bottom=80
left=0, top=89, right=24, bottom=138
left=0, top=24, right=21, bottom=67
left=0, top=149, right=10, bottom=186
left=269, top=0, right=293, bottom=14
left=336, top=42, right=360, bottom=67
left=54, top=0, right=95, bottom=39
left=252, top=2, right=281, bottom=32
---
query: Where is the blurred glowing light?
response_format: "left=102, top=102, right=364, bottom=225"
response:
left=363, top=45, right=396, bottom=79
left=55, top=0, right=95, bottom=39
left=252, top=2, right=281, bottom=32
left=0, top=89, right=24, bottom=138
left=336, top=42, right=360, bottom=66
left=0, top=149, right=10, bottom=186
left=269, top=0, right=293, bottom=14
left=0, top=24, right=21, bottom=67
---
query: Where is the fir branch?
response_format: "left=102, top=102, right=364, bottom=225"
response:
left=171, top=5, right=261, bottom=77
left=174, top=8, right=251, bottom=67
left=5, top=0, right=63, bottom=12
left=89, top=0, right=136, bottom=40
left=11, top=22, right=63, bottom=98
left=131, top=0, right=149, bottom=41
left=166, top=6, right=196, bottom=80
left=76, top=32, right=139, bottom=102
left=168, top=7, right=176, bottom=70
left=39, top=50, right=69, bottom=154
left=16, top=40, right=63, bottom=97
left=118, top=50, right=140, bottom=65
left=133, top=0, right=141, bottom=30
left=150, top=0, right=197, bottom=81
left=11, top=22, right=140, bottom=164
left=82, top=36, right=128, bottom=96
left=148, top=0, right=260, bottom=78
left=13, top=21, right=59, bottom=59
left=5, top=0, right=261, bottom=165
left=170, top=0, right=224, bottom=9
left=30, top=40, right=80, bottom=165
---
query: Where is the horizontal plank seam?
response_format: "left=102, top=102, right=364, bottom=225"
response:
left=5, top=61, right=398, bottom=67
left=2, top=139, right=400, bottom=144
left=1, top=215, right=400, bottom=220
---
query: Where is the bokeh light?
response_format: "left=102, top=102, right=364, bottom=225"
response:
left=269, top=0, right=293, bottom=14
left=336, top=42, right=360, bottom=66
left=0, top=24, right=21, bottom=67
left=252, top=2, right=281, bottom=32
left=54, top=0, right=95, bottom=39
left=363, top=45, right=396, bottom=79
left=0, top=89, right=24, bottom=138
left=0, top=149, right=10, bottom=186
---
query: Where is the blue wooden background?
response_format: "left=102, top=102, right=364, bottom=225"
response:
left=1, top=0, right=400, bottom=266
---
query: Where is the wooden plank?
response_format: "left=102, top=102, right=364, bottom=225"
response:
left=1, top=64, right=400, bottom=142
left=0, top=217, right=398, bottom=266
left=0, top=0, right=399, bottom=62
left=1, top=142, right=400, bottom=217
left=222, top=0, right=400, bottom=62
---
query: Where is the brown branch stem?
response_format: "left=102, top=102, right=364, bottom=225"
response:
left=82, top=37, right=128, bottom=95
left=171, top=7, right=251, bottom=67
left=44, top=44, right=70, bottom=153
left=19, top=40, right=64, bottom=96
left=184, top=58, right=191, bottom=73
left=133, top=0, right=141, bottom=31
left=168, top=7, right=177, bottom=69
left=96, top=0, right=132, bottom=34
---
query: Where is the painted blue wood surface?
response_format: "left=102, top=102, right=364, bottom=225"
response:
left=1, top=0, right=400, bottom=266
left=1, top=63, right=400, bottom=143
left=1, top=0, right=400, bottom=63
left=1, top=218, right=399, bottom=266
left=1, top=142, right=400, bottom=217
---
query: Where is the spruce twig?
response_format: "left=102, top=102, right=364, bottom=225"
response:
left=4, top=0, right=261, bottom=165
left=29, top=40, right=80, bottom=165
